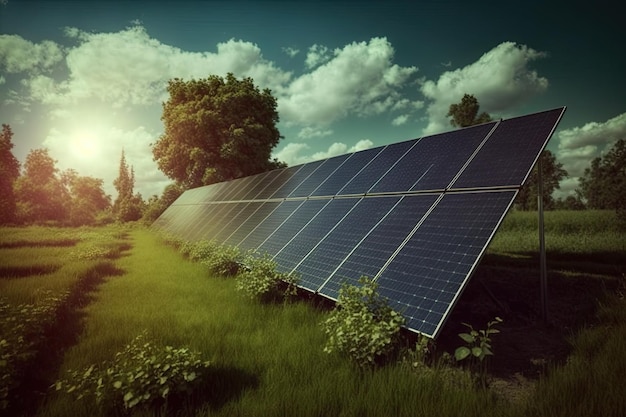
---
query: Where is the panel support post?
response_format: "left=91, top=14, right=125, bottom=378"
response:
left=538, top=155, right=548, bottom=324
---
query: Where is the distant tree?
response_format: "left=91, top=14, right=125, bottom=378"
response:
left=14, top=148, right=68, bottom=223
left=141, top=183, right=184, bottom=224
left=515, top=150, right=568, bottom=211
left=64, top=170, right=111, bottom=225
left=112, top=150, right=143, bottom=222
left=446, top=94, right=492, bottom=128
left=0, top=124, right=20, bottom=224
left=578, top=139, right=626, bottom=219
left=554, top=195, right=586, bottom=210
left=153, top=73, right=286, bottom=189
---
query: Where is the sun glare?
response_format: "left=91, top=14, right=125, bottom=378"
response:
left=70, top=130, right=101, bottom=160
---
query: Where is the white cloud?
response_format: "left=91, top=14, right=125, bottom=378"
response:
left=557, top=112, right=626, bottom=150
left=420, top=42, right=549, bottom=135
left=297, top=126, right=334, bottom=139
left=282, top=46, right=300, bottom=58
left=0, top=75, right=5, bottom=85
left=279, top=37, right=418, bottom=126
left=274, top=139, right=374, bottom=166
left=391, top=114, right=409, bottom=126
left=554, top=112, right=626, bottom=188
left=29, top=26, right=292, bottom=108
left=0, top=34, right=64, bottom=73
left=305, top=44, right=331, bottom=69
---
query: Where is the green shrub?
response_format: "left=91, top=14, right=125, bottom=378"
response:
left=55, top=332, right=211, bottom=414
left=321, top=276, right=405, bottom=368
left=235, top=252, right=299, bottom=301
left=0, top=290, right=68, bottom=410
left=200, top=244, right=241, bottom=276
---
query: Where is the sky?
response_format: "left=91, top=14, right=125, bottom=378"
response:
left=1, top=0, right=624, bottom=200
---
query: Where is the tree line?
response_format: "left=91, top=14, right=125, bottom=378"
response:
left=1, top=77, right=624, bottom=227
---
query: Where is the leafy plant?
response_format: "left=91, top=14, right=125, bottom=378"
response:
left=235, top=252, right=298, bottom=302
left=54, top=332, right=211, bottom=414
left=200, top=244, right=241, bottom=276
left=321, top=276, right=405, bottom=368
left=454, top=317, right=502, bottom=387
left=0, top=290, right=68, bottom=410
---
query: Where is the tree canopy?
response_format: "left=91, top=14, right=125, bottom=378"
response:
left=153, top=73, right=286, bottom=189
left=446, top=94, right=492, bottom=128
left=578, top=139, right=626, bottom=218
left=0, top=124, right=20, bottom=224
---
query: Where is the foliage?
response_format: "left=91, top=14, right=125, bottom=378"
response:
left=14, top=148, right=69, bottom=224
left=446, top=94, right=492, bottom=128
left=55, top=332, right=211, bottom=414
left=153, top=73, right=286, bottom=189
left=236, top=252, right=299, bottom=302
left=0, top=124, right=20, bottom=225
left=321, top=276, right=405, bottom=368
left=515, top=150, right=568, bottom=210
left=62, top=169, right=112, bottom=226
left=454, top=317, right=502, bottom=387
left=200, top=244, right=242, bottom=276
left=578, top=138, right=626, bottom=222
left=142, top=183, right=184, bottom=224
left=553, top=195, right=586, bottom=210
left=113, top=150, right=143, bottom=222
left=0, top=291, right=69, bottom=410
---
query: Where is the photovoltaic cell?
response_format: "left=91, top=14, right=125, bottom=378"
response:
left=270, top=159, right=326, bottom=198
left=253, top=166, right=300, bottom=199
left=225, top=171, right=272, bottom=201
left=225, top=201, right=281, bottom=247
left=257, top=199, right=330, bottom=257
left=310, top=147, right=383, bottom=196
left=288, top=154, right=351, bottom=198
left=293, top=196, right=400, bottom=292
left=375, top=190, right=517, bottom=337
left=452, top=108, right=565, bottom=189
left=317, top=194, right=439, bottom=299
left=272, top=198, right=359, bottom=284
left=212, top=202, right=255, bottom=241
left=370, top=122, right=497, bottom=193
left=339, top=140, right=416, bottom=195
left=239, top=200, right=305, bottom=251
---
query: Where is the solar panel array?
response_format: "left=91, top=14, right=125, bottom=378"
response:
left=153, top=107, right=566, bottom=337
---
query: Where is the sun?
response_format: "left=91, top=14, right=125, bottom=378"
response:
left=70, top=130, right=101, bottom=160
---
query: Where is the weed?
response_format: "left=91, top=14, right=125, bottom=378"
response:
left=321, top=276, right=405, bottom=368
left=54, top=332, right=211, bottom=414
left=454, top=317, right=502, bottom=388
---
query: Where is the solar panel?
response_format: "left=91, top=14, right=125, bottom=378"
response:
left=452, top=108, right=565, bottom=189
left=238, top=200, right=305, bottom=250
left=317, top=194, right=439, bottom=299
left=272, top=197, right=359, bottom=285
left=293, top=196, right=401, bottom=292
left=310, top=147, right=383, bottom=196
left=375, top=190, right=517, bottom=336
left=339, top=140, right=416, bottom=195
left=153, top=106, right=565, bottom=338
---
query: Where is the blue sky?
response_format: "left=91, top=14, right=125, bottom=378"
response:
left=1, top=0, right=624, bottom=199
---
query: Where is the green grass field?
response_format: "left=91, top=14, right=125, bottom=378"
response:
left=1, top=211, right=624, bottom=416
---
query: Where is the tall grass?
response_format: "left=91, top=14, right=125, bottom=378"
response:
left=2, top=211, right=624, bottom=417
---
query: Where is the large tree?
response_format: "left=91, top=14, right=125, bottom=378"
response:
left=14, top=148, right=68, bottom=223
left=153, top=73, right=285, bottom=189
left=446, top=94, right=492, bottom=128
left=0, top=124, right=20, bottom=224
left=578, top=139, right=626, bottom=218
